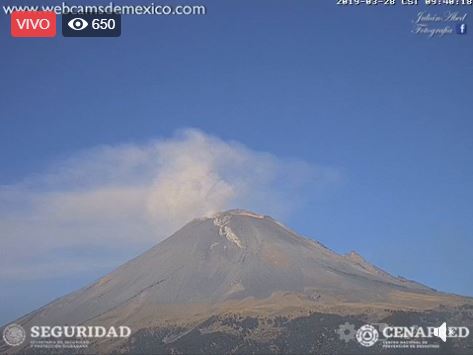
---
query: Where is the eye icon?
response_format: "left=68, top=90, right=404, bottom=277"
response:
left=68, top=18, right=88, bottom=31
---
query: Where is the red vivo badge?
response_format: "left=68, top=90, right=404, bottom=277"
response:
left=11, top=11, right=56, bottom=38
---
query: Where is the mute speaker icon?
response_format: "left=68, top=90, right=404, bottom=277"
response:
left=433, top=322, right=447, bottom=342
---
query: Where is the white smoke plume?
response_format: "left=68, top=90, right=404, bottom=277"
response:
left=0, top=129, right=339, bottom=280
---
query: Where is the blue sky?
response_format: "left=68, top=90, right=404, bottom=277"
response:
left=1, top=1, right=472, bottom=325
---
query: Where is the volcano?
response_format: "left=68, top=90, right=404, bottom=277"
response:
left=3, top=210, right=472, bottom=354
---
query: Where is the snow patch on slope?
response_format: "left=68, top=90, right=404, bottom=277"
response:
left=213, top=215, right=243, bottom=248
left=231, top=210, right=264, bottom=219
left=210, top=209, right=265, bottom=219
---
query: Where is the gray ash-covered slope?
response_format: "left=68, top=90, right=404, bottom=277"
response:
left=11, top=210, right=464, bottom=330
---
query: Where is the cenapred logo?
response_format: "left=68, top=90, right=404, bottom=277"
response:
left=2, top=323, right=26, bottom=347
left=356, top=324, right=379, bottom=347
left=336, top=321, right=470, bottom=349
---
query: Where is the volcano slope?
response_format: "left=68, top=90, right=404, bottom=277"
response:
left=2, top=210, right=472, bottom=354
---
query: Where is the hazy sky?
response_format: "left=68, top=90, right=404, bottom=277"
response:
left=1, top=1, right=472, bottom=325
